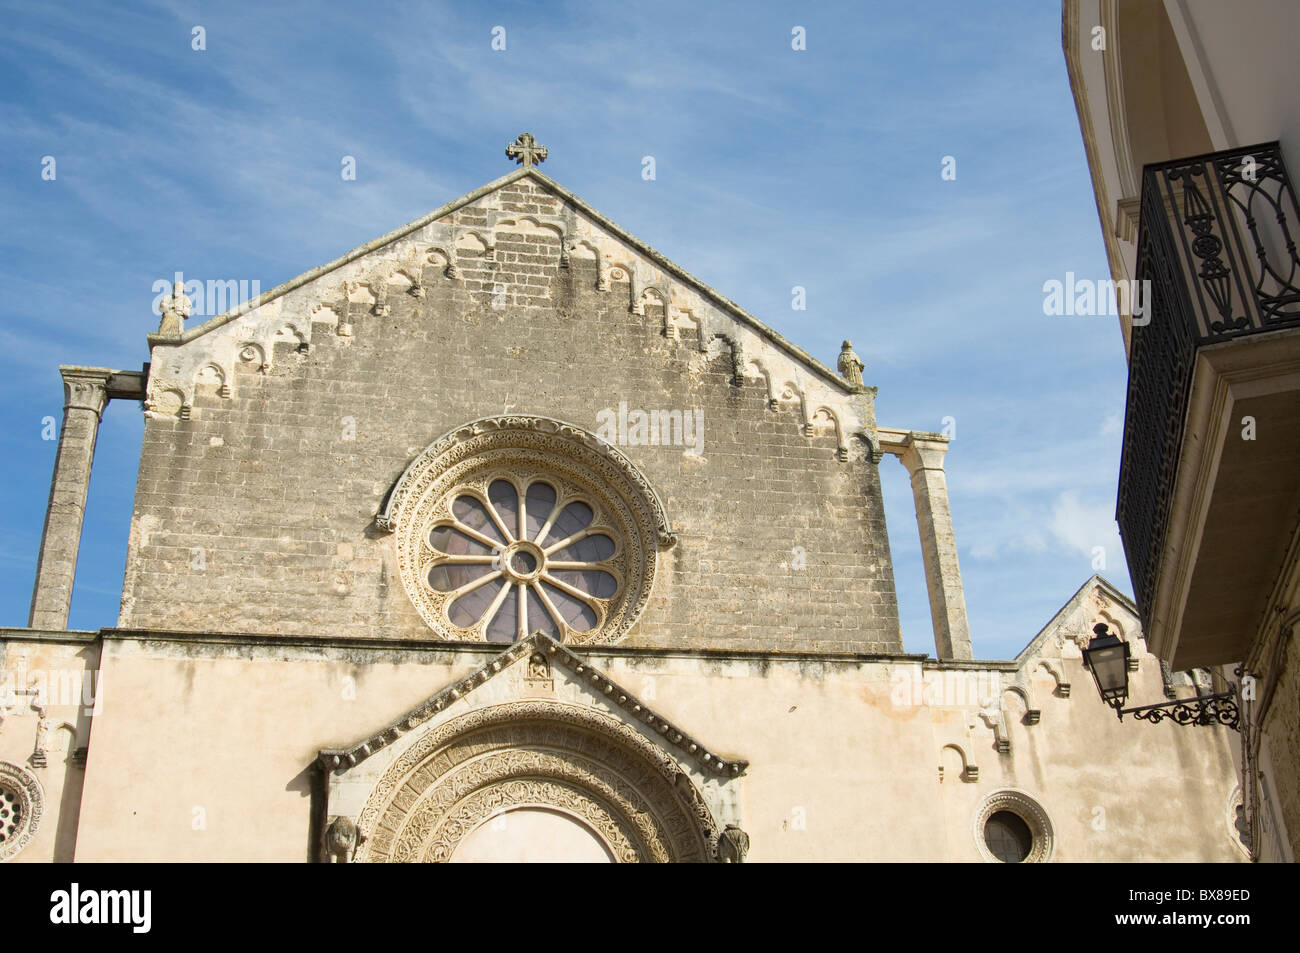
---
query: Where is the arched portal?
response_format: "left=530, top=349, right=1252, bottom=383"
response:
left=353, top=702, right=718, bottom=863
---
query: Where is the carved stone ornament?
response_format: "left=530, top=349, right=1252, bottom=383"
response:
left=29, top=707, right=48, bottom=769
left=378, top=415, right=677, bottom=646
left=157, top=280, right=192, bottom=336
left=61, top=373, right=110, bottom=419
left=527, top=652, right=551, bottom=681
left=506, top=132, right=548, bottom=168
left=324, top=815, right=360, bottom=862
left=351, top=702, right=720, bottom=863
left=837, top=339, right=864, bottom=385
left=717, top=824, right=750, bottom=863
left=0, top=761, right=44, bottom=862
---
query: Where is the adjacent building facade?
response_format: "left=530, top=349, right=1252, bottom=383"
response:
left=0, top=137, right=1245, bottom=862
left=1065, top=0, right=1300, bottom=862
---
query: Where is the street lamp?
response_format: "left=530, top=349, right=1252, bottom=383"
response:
left=1081, top=622, right=1130, bottom=708
left=1081, top=623, right=1240, bottom=730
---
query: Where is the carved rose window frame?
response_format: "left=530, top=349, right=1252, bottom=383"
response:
left=379, top=416, right=676, bottom=646
left=0, top=761, right=43, bottom=863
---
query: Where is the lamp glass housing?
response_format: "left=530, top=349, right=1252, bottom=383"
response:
left=1083, top=631, right=1131, bottom=707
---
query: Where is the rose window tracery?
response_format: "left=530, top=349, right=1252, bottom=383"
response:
left=0, top=785, right=23, bottom=846
left=384, top=416, right=675, bottom=646
left=426, top=477, right=622, bottom=642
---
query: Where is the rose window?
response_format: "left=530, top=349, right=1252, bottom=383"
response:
left=385, top=416, right=675, bottom=645
left=425, top=477, right=623, bottom=642
left=0, top=785, right=22, bottom=847
left=0, top=762, right=41, bottom=862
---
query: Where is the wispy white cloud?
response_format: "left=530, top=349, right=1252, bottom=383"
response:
left=1049, top=490, right=1123, bottom=565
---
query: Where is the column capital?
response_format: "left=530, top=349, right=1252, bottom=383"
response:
left=59, top=366, right=113, bottom=419
left=896, top=432, right=950, bottom=477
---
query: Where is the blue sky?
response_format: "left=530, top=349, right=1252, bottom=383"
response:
left=0, top=0, right=1129, bottom=658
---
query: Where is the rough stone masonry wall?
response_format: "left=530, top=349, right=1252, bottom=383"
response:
left=119, top=178, right=901, bottom=653
left=1263, top=632, right=1300, bottom=857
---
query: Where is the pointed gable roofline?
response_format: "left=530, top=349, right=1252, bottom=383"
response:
left=152, top=167, right=858, bottom=395
left=1012, top=573, right=1139, bottom=665
left=317, top=631, right=748, bottom=778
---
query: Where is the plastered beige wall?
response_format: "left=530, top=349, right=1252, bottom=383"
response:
left=0, top=637, right=99, bottom=863
left=69, top=632, right=1243, bottom=863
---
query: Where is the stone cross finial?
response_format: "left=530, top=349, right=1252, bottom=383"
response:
left=506, top=132, right=548, bottom=168
left=158, top=280, right=192, bottom=336
left=837, top=339, right=864, bottom=385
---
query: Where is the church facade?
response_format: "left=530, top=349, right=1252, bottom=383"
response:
left=1, top=137, right=1244, bottom=862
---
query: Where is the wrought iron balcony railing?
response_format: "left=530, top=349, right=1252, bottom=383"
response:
left=1119, top=142, right=1300, bottom=629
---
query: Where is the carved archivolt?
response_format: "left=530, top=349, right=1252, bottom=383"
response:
left=0, top=761, right=43, bottom=862
left=354, top=702, right=718, bottom=863
left=379, top=415, right=676, bottom=645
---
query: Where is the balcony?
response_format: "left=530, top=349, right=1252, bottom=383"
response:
left=1119, top=142, right=1300, bottom=668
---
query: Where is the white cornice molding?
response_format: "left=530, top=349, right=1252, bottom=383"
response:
left=1147, top=329, right=1300, bottom=663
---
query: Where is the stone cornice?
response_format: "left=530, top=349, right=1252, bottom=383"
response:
left=0, top=627, right=99, bottom=645
left=876, top=428, right=950, bottom=458
left=94, top=626, right=929, bottom=664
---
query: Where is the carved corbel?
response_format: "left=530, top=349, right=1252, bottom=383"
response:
left=978, top=708, right=1010, bottom=755
left=732, top=340, right=746, bottom=387
left=717, top=824, right=750, bottom=863
left=324, top=815, right=363, bottom=863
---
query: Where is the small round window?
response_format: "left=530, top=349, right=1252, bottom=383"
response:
left=973, top=789, right=1053, bottom=863
left=426, top=477, right=622, bottom=643
left=983, top=810, right=1033, bottom=863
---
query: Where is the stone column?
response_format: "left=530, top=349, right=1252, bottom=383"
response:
left=28, top=367, right=112, bottom=630
left=898, top=434, right=973, bottom=660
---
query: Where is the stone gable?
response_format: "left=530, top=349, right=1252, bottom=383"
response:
left=122, top=173, right=901, bottom=652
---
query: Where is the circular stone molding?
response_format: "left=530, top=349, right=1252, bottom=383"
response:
left=379, top=416, right=677, bottom=645
left=972, top=789, right=1054, bottom=864
left=0, top=761, right=44, bottom=862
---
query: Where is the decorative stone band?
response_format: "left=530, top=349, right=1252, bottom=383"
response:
left=318, top=632, right=747, bottom=779
left=139, top=166, right=875, bottom=468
